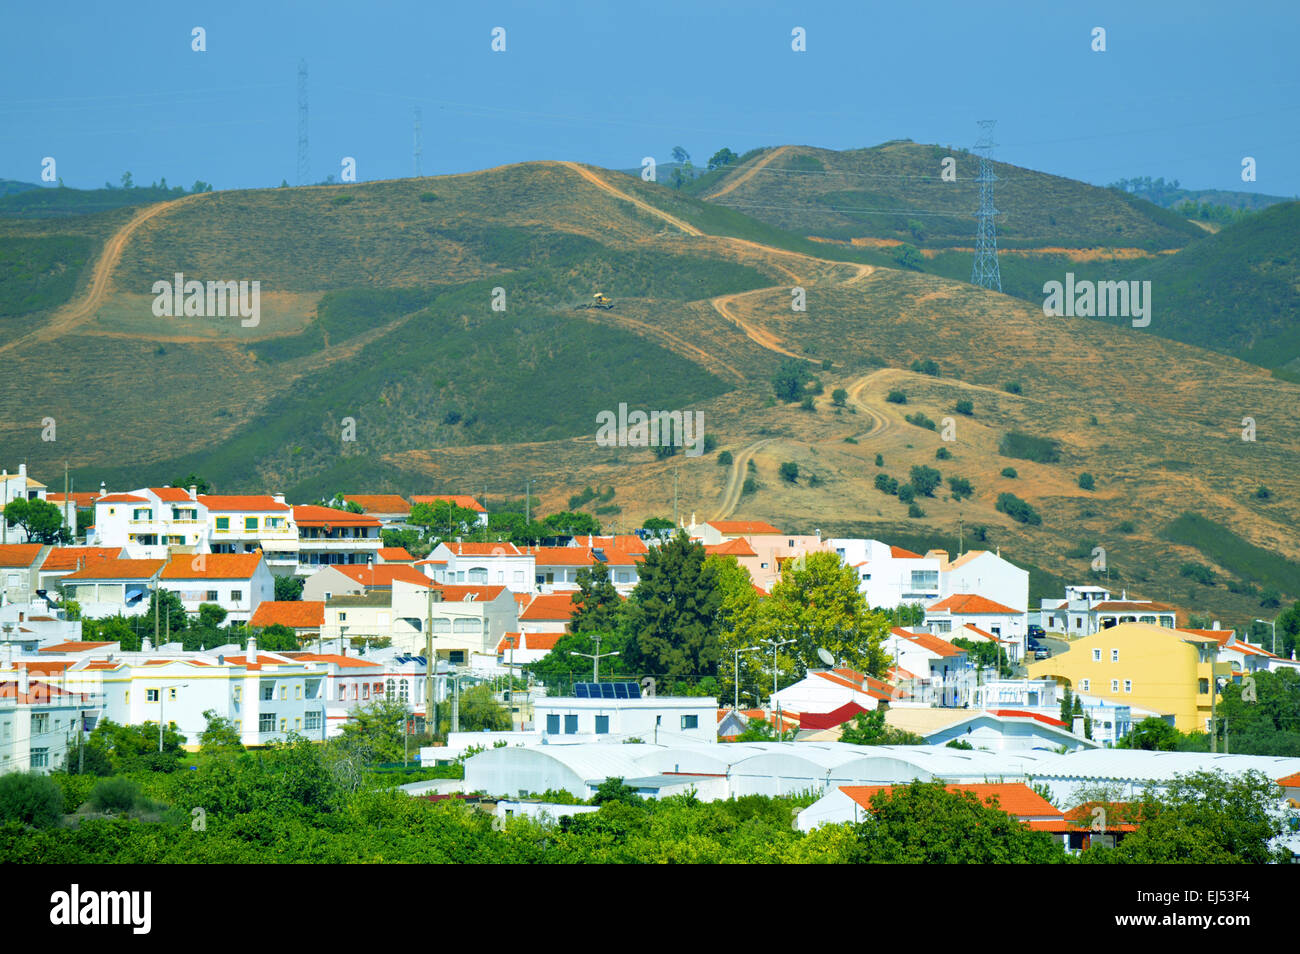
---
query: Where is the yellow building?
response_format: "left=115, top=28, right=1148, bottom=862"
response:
left=1027, top=622, right=1233, bottom=733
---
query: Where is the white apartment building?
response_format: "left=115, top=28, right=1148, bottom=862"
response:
left=1, top=465, right=69, bottom=544
left=534, top=689, right=718, bottom=745
left=389, top=580, right=518, bottom=662
left=92, top=486, right=208, bottom=559
left=926, top=595, right=1028, bottom=662
left=1040, top=586, right=1177, bottom=637
left=0, top=659, right=91, bottom=774
left=292, top=505, right=383, bottom=576
left=938, top=550, right=1029, bottom=618
left=422, top=541, right=535, bottom=593
left=159, top=552, right=276, bottom=623
left=203, top=494, right=296, bottom=572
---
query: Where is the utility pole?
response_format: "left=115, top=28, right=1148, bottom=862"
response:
left=572, top=633, right=619, bottom=682
left=971, top=119, right=1002, bottom=292
left=672, top=468, right=679, bottom=527
left=424, top=584, right=434, bottom=739
left=958, top=516, right=963, bottom=557
left=1210, top=673, right=1218, bottom=754
left=524, top=480, right=532, bottom=526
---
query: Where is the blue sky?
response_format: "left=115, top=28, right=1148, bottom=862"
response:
left=3, top=0, right=1298, bottom=195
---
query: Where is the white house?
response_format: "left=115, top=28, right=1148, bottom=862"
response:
left=59, top=557, right=166, bottom=618
left=200, top=494, right=296, bottom=572
left=0, top=465, right=66, bottom=544
left=292, top=505, right=384, bottom=576
left=423, top=541, right=534, bottom=592
left=0, top=654, right=92, bottom=774
left=1040, top=586, right=1177, bottom=636
left=926, top=595, right=1027, bottom=662
left=830, top=539, right=942, bottom=609
left=389, top=581, right=519, bottom=662
left=280, top=651, right=386, bottom=736
left=882, top=627, right=968, bottom=707
left=159, top=552, right=275, bottom=623
left=534, top=689, right=718, bottom=745
left=92, top=486, right=208, bottom=559
left=939, top=550, right=1029, bottom=620
left=771, top=667, right=897, bottom=715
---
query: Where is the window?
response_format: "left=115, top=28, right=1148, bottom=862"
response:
left=362, top=684, right=370, bottom=700
left=513, top=571, right=524, bottom=584
left=295, top=685, right=302, bottom=699
left=1199, top=678, right=1209, bottom=694
left=146, top=689, right=160, bottom=703
left=32, top=713, right=49, bottom=733
left=305, top=711, right=321, bottom=731
left=168, top=687, right=177, bottom=701
left=31, top=748, right=49, bottom=769
left=1092, top=648, right=1102, bottom=662
left=386, top=678, right=396, bottom=697
left=231, top=590, right=242, bottom=602
left=595, top=715, right=609, bottom=734
left=1080, top=679, right=1090, bottom=691
left=245, top=516, right=258, bottom=531
left=206, top=590, right=218, bottom=601
left=234, top=687, right=241, bottom=701
left=216, top=517, right=229, bottom=531
left=1123, top=680, right=1132, bottom=693
left=1111, top=649, right=1119, bottom=663
left=259, top=713, right=276, bottom=733
left=399, top=680, right=409, bottom=702
left=295, top=718, right=302, bottom=730
left=910, top=570, right=938, bottom=590
left=280, top=718, right=287, bottom=732
left=564, top=714, right=578, bottom=735
left=338, top=612, right=347, bottom=622
left=546, top=714, right=560, bottom=734
left=1110, top=679, right=1119, bottom=693
left=681, top=715, right=699, bottom=730
left=262, top=684, right=274, bottom=701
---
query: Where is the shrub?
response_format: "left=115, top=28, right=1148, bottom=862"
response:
left=808, top=474, right=824, bottom=487
left=874, top=474, right=899, bottom=495
left=717, top=450, right=733, bottom=466
left=1114, top=520, right=1136, bottom=533
left=821, top=359, right=833, bottom=370
left=1078, top=472, right=1096, bottom=491
left=909, top=465, right=942, bottom=497
left=1179, top=562, right=1217, bottom=586
left=1001, top=467, right=1018, bottom=478
left=89, top=776, right=141, bottom=813
left=772, top=358, right=810, bottom=403
left=874, top=454, right=884, bottom=466
left=908, top=503, right=926, bottom=518
left=702, top=434, right=718, bottom=454
left=910, top=358, right=940, bottom=376
left=996, top=492, right=1041, bottom=525
left=779, top=462, right=799, bottom=483
left=998, top=431, right=1061, bottom=463
left=842, top=436, right=858, bottom=444
left=1004, top=381, right=1023, bottom=395
left=741, top=477, right=758, bottom=496
left=893, top=244, right=924, bottom=270
left=935, top=446, right=952, bottom=460
left=831, top=388, right=848, bottom=407
left=1253, top=486, right=1272, bottom=500
left=955, top=399, right=974, bottom=416
left=1259, top=589, right=1282, bottom=608
left=905, top=412, right=937, bottom=431
left=800, top=395, right=816, bottom=411
left=0, top=773, right=64, bottom=827
left=948, top=477, right=973, bottom=500
left=898, top=485, right=916, bottom=504
left=419, top=192, right=438, bottom=202
left=886, top=390, right=907, bottom=404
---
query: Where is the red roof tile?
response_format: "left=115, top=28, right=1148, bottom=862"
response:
left=519, top=592, right=582, bottom=621
left=889, top=545, right=923, bottom=559
left=151, top=487, right=194, bottom=502
left=250, top=601, right=326, bottom=629
left=292, top=505, right=380, bottom=527
left=411, top=494, right=486, bottom=513
left=39, top=547, right=124, bottom=572
left=343, top=494, right=411, bottom=514
left=377, top=547, right=415, bottom=561
left=842, top=783, right=1062, bottom=819
left=38, top=641, right=116, bottom=653
left=62, top=558, right=166, bottom=581
left=331, top=564, right=428, bottom=588
left=198, top=494, right=290, bottom=512
left=442, top=541, right=521, bottom=556
left=705, top=538, right=758, bottom=557
left=0, top=544, right=45, bottom=568
left=95, top=493, right=149, bottom=504
left=161, top=552, right=263, bottom=580
left=928, top=594, right=1021, bottom=615
left=709, top=520, right=782, bottom=534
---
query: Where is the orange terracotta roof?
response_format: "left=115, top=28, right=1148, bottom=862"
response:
left=436, top=584, right=507, bottom=602
left=62, top=558, right=166, bottom=581
left=889, top=545, right=923, bottom=559
left=161, top=552, right=263, bottom=580
left=342, top=494, right=411, bottom=514
left=377, top=547, right=415, bottom=561
left=411, top=494, right=486, bottom=513
left=442, top=541, right=521, bottom=556
left=842, top=783, right=1062, bottom=819
left=198, top=494, right=290, bottom=512
left=709, top=520, right=782, bottom=534
left=928, top=593, right=1021, bottom=615
left=95, top=493, right=149, bottom=504
left=0, top=544, right=45, bottom=567
left=151, top=487, right=193, bottom=502
left=40, top=547, right=124, bottom=572
left=46, top=491, right=101, bottom=508
left=38, top=641, right=116, bottom=653
left=496, top=631, right=563, bottom=654
left=705, top=538, right=758, bottom=557
left=957, top=623, right=1007, bottom=643
left=1063, top=802, right=1140, bottom=832
left=531, top=546, right=598, bottom=566
left=331, top=564, right=428, bottom=588
left=292, top=505, right=380, bottom=527
left=519, top=592, right=583, bottom=621
left=587, top=535, right=648, bottom=554
left=250, top=600, right=326, bottom=629
left=1178, top=628, right=1232, bottom=646
left=1093, top=600, right=1175, bottom=613
left=894, top=628, right=965, bottom=658
left=14, top=661, right=71, bottom=673
left=283, top=653, right=380, bottom=669
left=1277, top=772, right=1300, bottom=787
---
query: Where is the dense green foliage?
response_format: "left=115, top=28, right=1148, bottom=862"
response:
left=839, top=710, right=925, bottom=745
left=1163, top=513, right=1300, bottom=613
left=998, top=430, right=1061, bottom=463
left=0, top=234, right=92, bottom=318
left=996, top=492, right=1042, bottom=526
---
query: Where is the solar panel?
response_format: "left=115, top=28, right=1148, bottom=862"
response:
left=600, top=683, right=617, bottom=698
left=613, top=682, right=630, bottom=699
left=625, top=681, right=641, bottom=699
left=575, top=683, right=591, bottom=698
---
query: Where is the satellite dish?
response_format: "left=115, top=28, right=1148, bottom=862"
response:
left=816, top=647, right=835, bottom=668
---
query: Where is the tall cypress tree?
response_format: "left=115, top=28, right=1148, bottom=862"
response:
left=625, top=532, right=722, bottom=679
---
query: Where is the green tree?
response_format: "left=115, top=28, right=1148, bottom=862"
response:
left=709, top=555, right=764, bottom=706
left=199, top=709, right=245, bottom=757
left=2, top=498, right=71, bottom=544
left=274, top=575, right=305, bottom=601
left=642, top=517, right=674, bottom=532
left=441, top=685, right=511, bottom=733
left=779, top=462, right=799, bottom=483
left=1118, top=716, right=1186, bottom=750
left=772, top=358, right=809, bottom=403
left=171, top=473, right=212, bottom=494
left=706, top=147, right=738, bottom=171
left=409, top=500, right=481, bottom=539
left=624, top=532, right=722, bottom=679
left=0, top=773, right=64, bottom=827
left=542, top=510, right=602, bottom=538
left=846, top=782, right=1067, bottom=863
left=529, top=630, right=633, bottom=688
left=755, top=551, right=890, bottom=677
left=86, top=719, right=185, bottom=773
left=258, top=623, right=300, bottom=651
left=338, top=697, right=410, bottom=763
left=831, top=387, right=848, bottom=407
left=591, top=777, right=643, bottom=805
left=839, top=709, right=925, bottom=745
left=1078, top=472, right=1096, bottom=491
left=570, top=561, right=624, bottom=635
left=909, top=465, right=941, bottom=497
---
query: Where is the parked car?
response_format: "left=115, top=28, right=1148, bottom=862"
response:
left=1034, top=648, right=1051, bottom=659
left=1028, top=624, right=1045, bottom=639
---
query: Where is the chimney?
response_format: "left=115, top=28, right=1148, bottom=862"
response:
left=1, top=645, right=12, bottom=669
left=18, top=464, right=26, bottom=478
left=1072, top=715, right=1085, bottom=736
left=273, top=493, right=285, bottom=504
left=1121, top=589, right=1127, bottom=600
left=18, top=663, right=29, bottom=696
left=189, top=485, right=198, bottom=501
left=100, top=480, right=107, bottom=497
left=246, top=635, right=257, bottom=660
left=142, top=637, right=153, bottom=653
left=1212, top=620, right=1220, bottom=630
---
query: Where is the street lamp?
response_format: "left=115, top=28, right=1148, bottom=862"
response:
left=760, top=636, right=795, bottom=737
left=1254, top=618, right=1277, bottom=655
left=158, top=682, right=189, bottom=752
left=734, top=646, right=761, bottom=711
